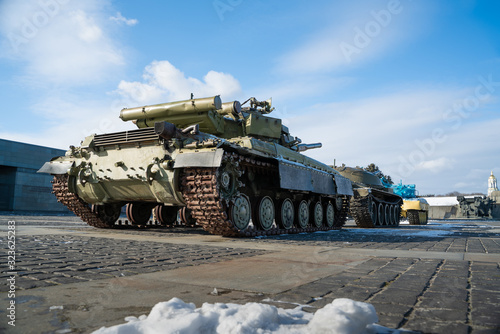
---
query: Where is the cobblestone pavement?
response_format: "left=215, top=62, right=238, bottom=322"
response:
left=268, top=257, right=500, bottom=333
left=1, top=215, right=499, bottom=333
left=253, top=221, right=500, bottom=333
left=0, top=234, right=265, bottom=292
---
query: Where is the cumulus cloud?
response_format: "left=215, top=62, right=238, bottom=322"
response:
left=0, top=0, right=126, bottom=84
left=117, top=60, right=242, bottom=104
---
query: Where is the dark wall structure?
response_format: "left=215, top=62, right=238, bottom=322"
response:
left=0, top=139, right=68, bottom=213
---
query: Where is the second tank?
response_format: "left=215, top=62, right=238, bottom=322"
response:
left=333, top=166, right=402, bottom=227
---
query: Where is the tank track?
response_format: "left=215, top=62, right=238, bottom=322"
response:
left=52, top=174, right=114, bottom=229
left=349, top=194, right=401, bottom=228
left=349, top=195, right=376, bottom=228
left=181, top=152, right=349, bottom=237
left=407, top=210, right=428, bottom=225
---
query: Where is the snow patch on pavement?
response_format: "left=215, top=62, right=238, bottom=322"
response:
left=93, top=297, right=399, bottom=334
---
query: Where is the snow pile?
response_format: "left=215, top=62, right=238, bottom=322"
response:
left=93, top=297, right=382, bottom=334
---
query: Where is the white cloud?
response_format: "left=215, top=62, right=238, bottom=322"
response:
left=415, top=157, right=454, bottom=173
left=73, top=10, right=103, bottom=42
left=109, top=12, right=138, bottom=26
left=0, top=0, right=126, bottom=84
left=117, top=60, right=242, bottom=105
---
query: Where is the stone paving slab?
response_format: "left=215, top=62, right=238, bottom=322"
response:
left=1, top=216, right=500, bottom=333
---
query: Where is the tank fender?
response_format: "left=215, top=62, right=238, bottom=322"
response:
left=174, top=148, right=224, bottom=168
left=334, top=174, right=354, bottom=196
left=279, top=161, right=337, bottom=195
left=37, top=161, right=74, bottom=175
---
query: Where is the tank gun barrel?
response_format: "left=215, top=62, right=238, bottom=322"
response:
left=120, top=96, right=222, bottom=122
left=295, top=143, right=322, bottom=152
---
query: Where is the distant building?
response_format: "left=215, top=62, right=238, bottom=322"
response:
left=422, top=196, right=459, bottom=219
left=0, top=139, right=69, bottom=213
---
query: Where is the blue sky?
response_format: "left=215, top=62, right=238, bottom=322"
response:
left=0, top=0, right=499, bottom=195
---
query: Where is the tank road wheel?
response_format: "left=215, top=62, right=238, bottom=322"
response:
left=384, top=204, right=390, bottom=226
left=277, top=198, right=294, bottom=230
left=394, top=205, right=401, bottom=226
left=91, top=204, right=121, bottom=227
left=217, top=157, right=242, bottom=203
left=335, top=197, right=344, bottom=212
left=371, top=202, right=378, bottom=226
left=254, top=196, right=275, bottom=231
left=297, top=200, right=309, bottom=228
left=126, top=203, right=153, bottom=225
left=230, top=194, right=251, bottom=231
left=377, top=203, right=385, bottom=226
left=394, top=205, right=400, bottom=225
left=154, top=205, right=178, bottom=226
left=310, top=201, right=324, bottom=228
left=179, top=207, right=196, bottom=226
left=324, top=201, right=335, bottom=228
left=389, top=205, right=396, bottom=226
left=395, top=205, right=401, bottom=226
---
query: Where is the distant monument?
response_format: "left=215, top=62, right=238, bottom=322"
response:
left=454, top=171, right=500, bottom=219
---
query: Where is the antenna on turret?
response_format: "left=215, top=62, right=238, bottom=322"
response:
left=190, top=93, right=194, bottom=99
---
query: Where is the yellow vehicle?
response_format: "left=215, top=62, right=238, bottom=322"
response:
left=401, top=198, right=429, bottom=225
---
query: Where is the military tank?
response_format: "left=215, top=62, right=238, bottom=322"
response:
left=333, top=166, right=402, bottom=227
left=39, top=96, right=353, bottom=237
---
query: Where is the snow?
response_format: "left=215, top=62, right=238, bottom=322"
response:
left=422, top=196, right=458, bottom=206
left=92, top=297, right=400, bottom=334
